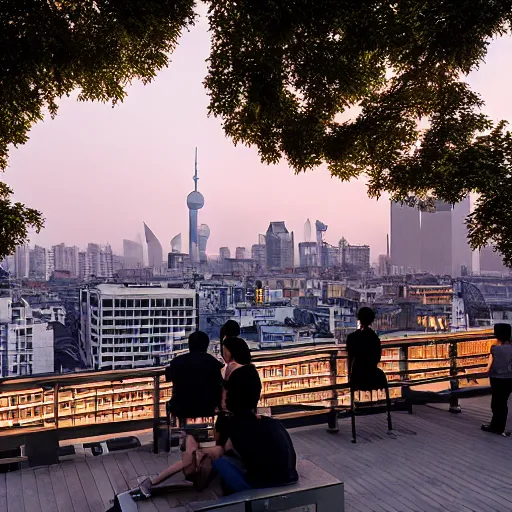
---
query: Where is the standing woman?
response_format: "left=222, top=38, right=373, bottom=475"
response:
left=482, top=323, right=512, bottom=435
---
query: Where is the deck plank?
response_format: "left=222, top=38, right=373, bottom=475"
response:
left=74, top=460, right=104, bottom=512
left=49, top=464, right=74, bottom=512
left=34, top=467, right=58, bottom=512
left=86, top=456, right=116, bottom=511
left=61, top=461, right=90, bottom=512
left=0, top=474, right=7, bottom=512
left=21, top=470, right=41, bottom=512
left=114, top=452, right=139, bottom=489
left=6, top=471, right=24, bottom=512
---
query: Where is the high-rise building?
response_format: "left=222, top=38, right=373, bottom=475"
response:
left=345, top=245, right=370, bottom=271
left=198, top=224, right=210, bottom=263
left=266, top=222, right=294, bottom=270
left=53, top=243, right=79, bottom=277
left=171, top=233, right=182, bottom=253
left=123, top=239, right=144, bottom=269
left=79, top=284, right=197, bottom=370
left=29, top=245, right=52, bottom=280
left=235, top=247, right=246, bottom=260
left=480, top=246, right=510, bottom=274
left=87, top=243, right=113, bottom=278
left=315, top=220, right=329, bottom=268
left=14, top=245, right=30, bottom=279
left=299, top=242, right=318, bottom=267
left=0, top=297, right=54, bottom=376
left=390, top=201, right=421, bottom=273
left=420, top=201, right=452, bottom=276
left=144, top=223, right=163, bottom=269
left=251, top=243, right=267, bottom=270
left=304, top=219, right=312, bottom=243
left=219, top=247, right=231, bottom=260
left=187, top=149, right=205, bottom=267
left=451, top=197, right=472, bottom=277
left=78, top=251, right=91, bottom=279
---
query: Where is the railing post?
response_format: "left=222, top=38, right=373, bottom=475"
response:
left=327, top=353, right=339, bottom=433
left=153, top=375, right=161, bottom=453
left=449, top=340, right=461, bottom=413
left=53, top=383, right=59, bottom=428
left=400, top=344, right=413, bottom=414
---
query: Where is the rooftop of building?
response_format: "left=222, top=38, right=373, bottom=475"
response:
left=1, top=395, right=510, bottom=511
left=91, top=284, right=196, bottom=297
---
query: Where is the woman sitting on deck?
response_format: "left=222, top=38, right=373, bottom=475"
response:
left=346, top=307, right=387, bottom=391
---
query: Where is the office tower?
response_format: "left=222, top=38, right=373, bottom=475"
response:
left=29, top=245, right=52, bottom=280
left=13, top=245, right=30, bottom=279
left=0, top=297, right=54, bottom=376
left=299, top=242, right=318, bottom=267
left=187, top=148, right=205, bottom=267
left=480, top=246, right=510, bottom=274
left=219, top=247, right=231, bottom=260
left=53, top=243, right=79, bottom=277
left=144, top=223, right=163, bottom=269
left=251, top=243, right=267, bottom=270
left=78, top=251, right=91, bottom=279
left=315, top=220, right=328, bottom=268
left=378, top=254, right=391, bottom=276
left=390, top=201, right=421, bottom=273
left=451, top=196, right=472, bottom=277
left=235, top=247, right=246, bottom=260
left=123, top=239, right=144, bottom=269
left=420, top=200, right=452, bottom=276
left=79, top=284, right=197, bottom=370
left=171, top=233, right=182, bottom=253
left=345, top=245, right=371, bottom=271
left=198, top=224, right=210, bottom=263
left=81, top=244, right=114, bottom=279
left=266, top=222, right=294, bottom=270
left=304, top=219, right=312, bottom=242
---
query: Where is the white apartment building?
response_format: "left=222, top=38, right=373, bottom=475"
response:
left=14, top=245, right=30, bottom=278
left=29, top=245, right=54, bottom=280
left=52, top=243, right=79, bottom=277
left=79, top=284, right=197, bottom=370
left=0, top=297, right=54, bottom=377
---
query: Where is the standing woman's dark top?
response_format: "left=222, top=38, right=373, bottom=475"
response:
left=346, top=307, right=386, bottom=390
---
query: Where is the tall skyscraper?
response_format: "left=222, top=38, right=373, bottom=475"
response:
left=14, top=245, right=30, bottom=278
left=123, top=239, right=144, bottom=269
left=187, top=148, right=205, bottom=267
left=251, top=243, right=267, bottom=270
left=86, top=243, right=114, bottom=278
left=420, top=201, right=453, bottom=276
left=29, top=245, right=52, bottom=280
left=198, top=224, right=210, bottom=263
left=144, top=222, right=163, bottom=269
left=266, top=222, right=294, bottom=270
left=235, top=247, right=246, bottom=260
left=480, top=245, right=510, bottom=274
left=304, top=219, right=312, bottom=242
left=171, top=233, right=182, bottom=253
left=299, top=242, right=318, bottom=267
left=451, top=196, right=472, bottom=277
left=219, top=247, right=231, bottom=260
left=52, top=243, right=79, bottom=277
left=390, top=201, right=421, bottom=273
left=315, top=220, right=328, bottom=268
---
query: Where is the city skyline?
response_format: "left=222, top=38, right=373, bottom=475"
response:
left=3, top=11, right=512, bottom=259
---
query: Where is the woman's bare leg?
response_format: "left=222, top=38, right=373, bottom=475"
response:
left=150, top=435, right=198, bottom=486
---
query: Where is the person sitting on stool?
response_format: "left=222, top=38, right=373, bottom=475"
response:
left=482, top=323, right=512, bottom=436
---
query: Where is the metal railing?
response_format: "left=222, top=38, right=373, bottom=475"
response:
left=0, top=329, right=495, bottom=451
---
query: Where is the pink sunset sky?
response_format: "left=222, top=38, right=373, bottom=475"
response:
left=4, top=12, right=512, bottom=262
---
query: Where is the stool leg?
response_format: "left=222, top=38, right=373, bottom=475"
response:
left=350, top=389, right=357, bottom=443
left=385, top=386, right=393, bottom=432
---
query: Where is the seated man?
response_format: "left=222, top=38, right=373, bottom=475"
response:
left=214, top=413, right=299, bottom=495
left=165, top=330, right=224, bottom=421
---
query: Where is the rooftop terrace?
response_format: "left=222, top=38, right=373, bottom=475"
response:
left=0, top=395, right=510, bottom=512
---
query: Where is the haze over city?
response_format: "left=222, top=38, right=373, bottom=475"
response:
left=4, top=11, right=512, bottom=258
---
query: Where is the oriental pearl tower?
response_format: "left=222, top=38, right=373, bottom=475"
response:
left=187, top=148, right=205, bottom=266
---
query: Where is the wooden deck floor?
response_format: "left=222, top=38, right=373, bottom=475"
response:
left=0, top=396, right=511, bottom=512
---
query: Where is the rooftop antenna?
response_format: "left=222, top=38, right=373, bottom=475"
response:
left=193, top=147, right=198, bottom=192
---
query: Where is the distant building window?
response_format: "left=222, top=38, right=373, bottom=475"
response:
left=186, top=298, right=193, bottom=307
left=103, top=299, right=113, bottom=308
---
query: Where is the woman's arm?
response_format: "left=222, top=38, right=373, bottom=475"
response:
left=486, top=352, right=493, bottom=373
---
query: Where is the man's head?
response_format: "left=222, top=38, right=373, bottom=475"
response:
left=357, top=307, right=376, bottom=328
left=494, top=323, right=511, bottom=343
left=188, top=331, right=210, bottom=353
left=220, top=320, right=240, bottom=341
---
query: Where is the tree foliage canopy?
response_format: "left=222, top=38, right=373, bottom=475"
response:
left=2, top=0, right=512, bottom=265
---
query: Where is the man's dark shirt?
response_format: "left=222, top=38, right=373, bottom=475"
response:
left=165, top=351, right=224, bottom=419
left=227, top=416, right=298, bottom=486
left=346, top=328, right=382, bottom=388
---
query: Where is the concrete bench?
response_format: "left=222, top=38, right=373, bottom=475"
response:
left=111, top=459, right=343, bottom=512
